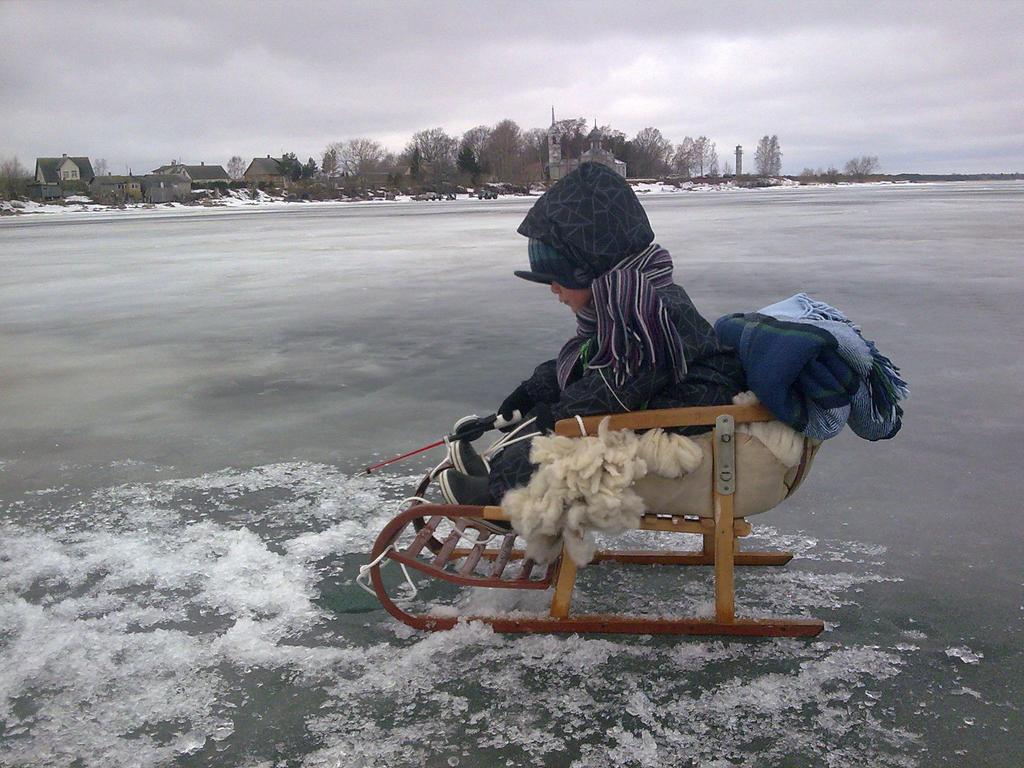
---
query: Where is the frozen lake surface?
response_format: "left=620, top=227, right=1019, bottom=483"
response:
left=1, top=184, right=1022, bottom=766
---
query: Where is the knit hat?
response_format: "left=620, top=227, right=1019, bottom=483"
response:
left=514, top=239, right=591, bottom=289
left=515, top=162, right=654, bottom=286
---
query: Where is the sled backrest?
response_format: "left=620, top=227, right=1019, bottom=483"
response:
left=555, top=404, right=818, bottom=518
left=554, top=403, right=776, bottom=436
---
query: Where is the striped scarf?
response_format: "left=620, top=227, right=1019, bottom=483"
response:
left=556, top=244, right=688, bottom=390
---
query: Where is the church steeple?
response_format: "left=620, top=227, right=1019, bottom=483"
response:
left=588, top=119, right=603, bottom=152
left=547, top=107, right=562, bottom=175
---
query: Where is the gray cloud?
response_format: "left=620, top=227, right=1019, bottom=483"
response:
left=1, top=0, right=1021, bottom=174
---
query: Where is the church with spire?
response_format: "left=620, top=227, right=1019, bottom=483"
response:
left=547, top=109, right=627, bottom=182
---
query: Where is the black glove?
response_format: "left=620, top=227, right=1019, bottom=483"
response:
left=526, top=402, right=555, bottom=434
left=498, top=382, right=533, bottom=424
left=449, top=415, right=492, bottom=442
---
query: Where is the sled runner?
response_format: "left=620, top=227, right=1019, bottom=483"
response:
left=363, top=403, right=825, bottom=637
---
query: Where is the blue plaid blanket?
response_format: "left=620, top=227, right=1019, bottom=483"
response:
left=715, top=294, right=908, bottom=440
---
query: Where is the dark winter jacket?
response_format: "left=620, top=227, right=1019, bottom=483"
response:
left=511, top=163, right=744, bottom=432
left=519, top=281, right=745, bottom=433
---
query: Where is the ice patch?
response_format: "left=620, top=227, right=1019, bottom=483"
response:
left=0, top=462, right=417, bottom=767
left=1, top=462, right=923, bottom=767
left=945, top=645, right=983, bottom=664
left=952, top=686, right=983, bottom=699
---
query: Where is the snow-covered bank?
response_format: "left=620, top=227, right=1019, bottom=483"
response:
left=0, top=187, right=548, bottom=220
left=0, top=179, right=923, bottom=220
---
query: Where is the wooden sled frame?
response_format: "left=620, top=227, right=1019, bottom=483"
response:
left=367, top=403, right=824, bottom=638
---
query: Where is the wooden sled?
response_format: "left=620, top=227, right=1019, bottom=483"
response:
left=366, top=403, right=825, bottom=638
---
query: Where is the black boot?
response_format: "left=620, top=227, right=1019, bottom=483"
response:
left=450, top=439, right=490, bottom=477
left=438, top=468, right=495, bottom=506
left=437, top=469, right=512, bottom=533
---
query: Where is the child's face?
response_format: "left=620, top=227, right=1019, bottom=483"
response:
left=551, top=282, right=593, bottom=314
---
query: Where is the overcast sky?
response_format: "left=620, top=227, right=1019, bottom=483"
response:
left=1, top=0, right=1021, bottom=175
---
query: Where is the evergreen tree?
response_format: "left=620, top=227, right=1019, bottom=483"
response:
left=301, top=157, right=318, bottom=179
left=409, top=146, right=422, bottom=181
left=279, top=152, right=303, bottom=182
left=457, top=143, right=481, bottom=178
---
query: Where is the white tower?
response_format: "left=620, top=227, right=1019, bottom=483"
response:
left=548, top=107, right=562, bottom=179
left=735, top=145, right=743, bottom=177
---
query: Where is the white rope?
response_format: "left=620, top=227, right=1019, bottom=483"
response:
left=355, top=543, right=419, bottom=599
left=427, top=454, right=450, bottom=480
left=481, top=416, right=539, bottom=459
left=354, top=495, right=431, bottom=598
left=599, top=368, right=631, bottom=413
left=575, top=414, right=588, bottom=436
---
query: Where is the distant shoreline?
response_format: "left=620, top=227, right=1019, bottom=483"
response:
left=2, top=177, right=1021, bottom=220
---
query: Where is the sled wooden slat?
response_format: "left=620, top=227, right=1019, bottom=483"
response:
left=479, top=615, right=823, bottom=636
left=592, top=549, right=792, bottom=566
left=458, top=537, right=487, bottom=576
left=452, top=547, right=527, bottom=561
left=517, top=557, right=536, bottom=580
left=491, top=534, right=517, bottom=577
left=405, top=515, right=442, bottom=558
left=555, top=403, right=775, bottom=437
left=638, top=515, right=751, bottom=537
left=434, top=522, right=465, bottom=568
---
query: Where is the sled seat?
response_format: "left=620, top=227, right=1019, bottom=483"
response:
left=367, top=402, right=825, bottom=637
left=557, top=404, right=820, bottom=519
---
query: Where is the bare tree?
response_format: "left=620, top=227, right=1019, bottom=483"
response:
left=460, top=125, right=491, bottom=174
left=406, top=128, right=458, bottom=181
left=339, top=138, right=386, bottom=177
left=691, top=136, right=716, bottom=176
left=629, top=127, right=673, bottom=178
left=723, top=160, right=734, bottom=176
left=769, top=136, right=782, bottom=175
left=94, top=158, right=109, bottom=177
left=482, top=119, right=524, bottom=182
left=672, top=137, right=696, bottom=177
left=844, top=155, right=880, bottom=180
left=754, top=136, right=772, bottom=176
left=227, top=155, right=246, bottom=180
left=553, top=117, right=589, bottom=159
left=321, top=147, right=339, bottom=176
left=600, top=126, right=629, bottom=161
left=706, top=141, right=719, bottom=177
left=0, top=156, right=29, bottom=198
left=521, top=127, right=548, bottom=175
left=754, top=135, right=783, bottom=176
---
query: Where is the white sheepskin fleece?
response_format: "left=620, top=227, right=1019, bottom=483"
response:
left=732, top=392, right=806, bottom=468
left=502, top=393, right=806, bottom=566
left=503, top=418, right=703, bottom=566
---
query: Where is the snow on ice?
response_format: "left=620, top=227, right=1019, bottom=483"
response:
left=0, top=460, right=938, bottom=767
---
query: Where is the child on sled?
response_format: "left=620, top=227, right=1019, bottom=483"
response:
left=438, top=162, right=745, bottom=507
